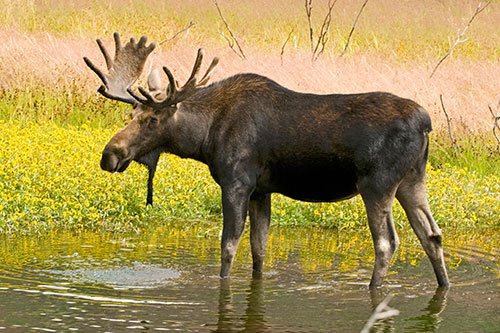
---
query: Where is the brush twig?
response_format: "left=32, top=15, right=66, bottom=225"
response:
left=361, top=295, right=400, bottom=333
left=219, top=32, right=241, bottom=59
left=440, top=94, right=457, bottom=149
left=159, top=21, right=195, bottom=45
left=214, top=0, right=246, bottom=60
left=312, top=0, right=338, bottom=61
left=305, top=0, right=338, bottom=61
left=280, top=29, right=294, bottom=65
left=341, top=0, right=370, bottom=57
left=487, top=104, right=500, bottom=150
left=305, top=0, right=314, bottom=52
left=430, top=0, right=491, bottom=78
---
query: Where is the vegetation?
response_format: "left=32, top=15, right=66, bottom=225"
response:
left=1, top=0, right=498, bottom=61
left=0, top=0, right=498, bottom=234
left=0, top=122, right=498, bottom=234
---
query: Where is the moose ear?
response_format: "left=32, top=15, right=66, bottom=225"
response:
left=147, top=68, right=163, bottom=96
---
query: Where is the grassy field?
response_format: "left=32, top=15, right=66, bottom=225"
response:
left=0, top=122, right=498, bottom=234
left=1, top=0, right=498, bottom=60
left=0, top=0, right=498, bottom=233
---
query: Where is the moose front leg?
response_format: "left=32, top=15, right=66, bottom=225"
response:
left=365, top=199, right=399, bottom=287
left=220, top=183, right=253, bottom=278
left=249, top=193, right=271, bottom=275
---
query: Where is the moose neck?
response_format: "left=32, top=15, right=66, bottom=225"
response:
left=165, top=104, right=212, bottom=164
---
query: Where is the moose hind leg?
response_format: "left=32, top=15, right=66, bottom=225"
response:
left=249, top=193, right=271, bottom=275
left=358, top=180, right=400, bottom=287
left=396, top=172, right=449, bottom=287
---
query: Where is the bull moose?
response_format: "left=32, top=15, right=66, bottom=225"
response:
left=84, top=33, right=449, bottom=287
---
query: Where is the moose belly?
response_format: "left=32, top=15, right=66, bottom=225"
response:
left=262, top=161, right=359, bottom=202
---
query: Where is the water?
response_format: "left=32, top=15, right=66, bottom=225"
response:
left=0, top=223, right=498, bottom=332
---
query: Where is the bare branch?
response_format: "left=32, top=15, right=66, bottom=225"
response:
left=341, top=0, right=370, bottom=57
left=312, top=0, right=338, bottom=61
left=361, top=295, right=400, bottom=333
left=214, top=0, right=246, bottom=60
left=488, top=104, right=500, bottom=150
left=281, top=29, right=294, bottom=65
left=305, top=0, right=338, bottom=61
left=159, top=21, right=195, bottom=45
left=305, top=0, right=314, bottom=52
left=439, top=94, right=457, bottom=148
left=219, top=32, right=244, bottom=60
left=430, top=0, right=492, bottom=78
left=219, top=32, right=234, bottom=48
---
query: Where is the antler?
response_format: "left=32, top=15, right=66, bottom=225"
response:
left=128, top=48, right=219, bottom=107
left=84, top=32, right=155, bottom=104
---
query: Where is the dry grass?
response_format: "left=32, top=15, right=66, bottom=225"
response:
left=1, top=29, right=498, bottom=130
left=1, top=0, right=498, bottom=59
left=0, top=0, right=498, bottom=130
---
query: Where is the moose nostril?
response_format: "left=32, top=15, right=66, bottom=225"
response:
left=100, top=150, right=119, bottom=172
left=101, top=144, right=131, bottom=172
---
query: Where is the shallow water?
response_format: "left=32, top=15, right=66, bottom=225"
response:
left=0, top=223, right=498, bottom=332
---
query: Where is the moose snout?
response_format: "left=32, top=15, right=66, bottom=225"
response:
left=100, top=150, right=119, bottom=172
left=100, top=145, right=131, bottom=173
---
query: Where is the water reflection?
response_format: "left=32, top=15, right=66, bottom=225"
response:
left=213, top=278, right=452, bottom=333
left=213, top=279, right=452, bottom=333
left=369, top=287, right=449, bottom=333
left=404, top=287, right=448, bottom=333
left=0, top=225, right=497, bottom=332
left=215, top=278, right=268, bottom=332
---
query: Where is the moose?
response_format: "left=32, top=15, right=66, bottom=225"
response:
left=84, top=33, right=449, bottom=287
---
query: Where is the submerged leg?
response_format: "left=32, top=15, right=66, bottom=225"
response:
left=220, top=182, right=253, bottom=278
left=396, top=171, right=449, bottom=287
left=358, top=179, right=399, bottom=288
left=249, top=193, right=271, bottom=275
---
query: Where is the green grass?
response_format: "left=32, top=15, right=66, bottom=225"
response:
left=0, top=85, right=125, bottom=128
left=0, top=121, right=498, bottom=235
left=2, top=87, right=498, bottom=177
left=430, top=132, right=500, bottom=177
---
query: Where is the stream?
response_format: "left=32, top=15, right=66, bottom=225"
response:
left=0, top=223, right=498, bottom=332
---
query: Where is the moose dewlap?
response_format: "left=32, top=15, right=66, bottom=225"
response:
left=85, top=33, right=449, bottom=287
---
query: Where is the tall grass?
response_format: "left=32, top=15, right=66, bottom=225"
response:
left=0, top=85, right=125, bottom=127
left=1, top=0, right=498, bottom=61
left=1, top=0, right=498, bottom=131
left=1, top=39, right=498, bottom=130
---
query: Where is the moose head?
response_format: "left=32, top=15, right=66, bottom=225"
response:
left=84, top=33, right=218, bottom=205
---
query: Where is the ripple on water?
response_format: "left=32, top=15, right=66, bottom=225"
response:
left=0, top=226, right=498, bottom=333
left=45, top=262, right=181, bottom=290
